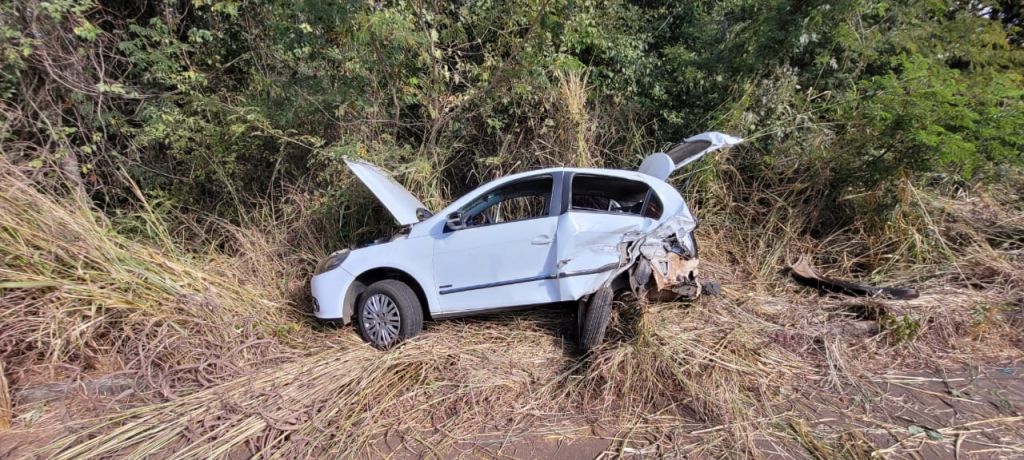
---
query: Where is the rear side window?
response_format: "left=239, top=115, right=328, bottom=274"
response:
left=570, top=175, right=662, bottom=219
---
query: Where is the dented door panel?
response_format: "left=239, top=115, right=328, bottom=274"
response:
left=554, top=212, right=653, bottom=300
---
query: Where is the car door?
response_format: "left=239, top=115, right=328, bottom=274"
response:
left=432, top=174, right=561, bottom=313
left=555, top=173, right=662, bottom=300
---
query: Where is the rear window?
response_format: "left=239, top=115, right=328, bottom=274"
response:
left=570, top=175, right=662, bottom=219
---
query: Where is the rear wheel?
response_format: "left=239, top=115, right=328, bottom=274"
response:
left=578, top=287, right=614, bottom=354
left=356, top=280, right=423, bottom=349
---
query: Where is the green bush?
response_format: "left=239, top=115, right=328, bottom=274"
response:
left=2, top=0, right=1021, bottom=249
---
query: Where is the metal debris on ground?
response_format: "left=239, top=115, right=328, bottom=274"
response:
left=789, top=256, right=920, bottom=300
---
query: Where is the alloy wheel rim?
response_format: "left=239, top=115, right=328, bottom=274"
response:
left=363, top=294, right=401, bottom=346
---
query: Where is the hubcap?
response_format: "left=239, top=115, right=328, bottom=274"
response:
left=363, top=294, right=401, bottom=346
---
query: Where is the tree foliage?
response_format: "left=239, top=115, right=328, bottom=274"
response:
left=1, top=0, right=1022, bottom=239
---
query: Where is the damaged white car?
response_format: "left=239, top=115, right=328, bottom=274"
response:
left=311, top=132, right=742, bottom=351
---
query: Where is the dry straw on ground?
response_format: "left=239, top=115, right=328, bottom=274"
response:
left=1, top=157, right=1022, bottom=458
left=0, top=360, right=10, bottom=431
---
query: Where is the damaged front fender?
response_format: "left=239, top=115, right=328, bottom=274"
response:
left=622, top=214, right=704, bottom=300
left=567, top=212, right=707, bottom=302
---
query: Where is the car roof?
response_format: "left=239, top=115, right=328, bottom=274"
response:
left=414, top=165, right=686, bottom=235
left=493, top=166, right=658, bottom=186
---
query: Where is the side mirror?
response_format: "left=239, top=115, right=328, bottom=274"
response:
left=446, top=211, right=466, bottom=231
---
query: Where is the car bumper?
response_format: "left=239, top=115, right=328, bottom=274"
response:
left=310, top=266, right=356, bottom=321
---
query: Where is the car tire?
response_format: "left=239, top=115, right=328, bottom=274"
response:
left=578, top=287, right=613, bottom=354
left=356, top=280, right=423, bottom=349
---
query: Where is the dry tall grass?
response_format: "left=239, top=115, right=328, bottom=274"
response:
left=0, top=360, right=10, bottom=431
left=555, top=70, right=598, bottom=168
left=0, top=161, right=297, bottom=395
left=1, top=155, right=1022, bottom=458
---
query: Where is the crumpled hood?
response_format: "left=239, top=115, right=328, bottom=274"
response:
left=344, top=158, right=429, bottom=226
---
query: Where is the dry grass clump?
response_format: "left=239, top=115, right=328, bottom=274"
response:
left=0, top=360, right=10, bottom=430
left=0, top=161, right=295, bottom=394
left=39, top=296, right=809, bottom=458
left=44, top=316, right=577, bottom=458
left=583, top=301, right=789, bottom=416
left=554, top=70, right=599, bottom=168
left=548, top=295, right=807, bottom=457
left=692, top=148, right=1024, bottom=300
left=2, top=151, right=1023, bottom=458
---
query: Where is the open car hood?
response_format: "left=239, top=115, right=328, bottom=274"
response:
left=344, top=158, right=429, bottom=226
left=639, top=131, right=742, bottom=181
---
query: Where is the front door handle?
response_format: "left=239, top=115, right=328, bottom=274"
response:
left=531, top=235, right=552, bottom=245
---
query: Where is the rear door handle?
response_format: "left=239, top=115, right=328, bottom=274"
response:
left=531, top=235, right=552, bottom=245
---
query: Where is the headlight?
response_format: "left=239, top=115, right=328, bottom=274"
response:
left=314, top=249, right=350, bottom=275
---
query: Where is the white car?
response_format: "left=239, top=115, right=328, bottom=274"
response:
left=311, top=132, right=742, bottom=350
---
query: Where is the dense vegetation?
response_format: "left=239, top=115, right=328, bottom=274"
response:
left=3, top=0, right=1022, bottom=244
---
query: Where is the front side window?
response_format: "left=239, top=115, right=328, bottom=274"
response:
left=571, top=175, right=662, bottom=219
left=460, top=175, right=552, bottom=227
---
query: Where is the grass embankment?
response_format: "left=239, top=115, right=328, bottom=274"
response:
left=0, top=163, right=298, bottom=396
left=1, top=160, right=1022, bottom=458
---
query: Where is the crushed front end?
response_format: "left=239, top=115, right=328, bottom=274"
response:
left=619, top=213, right=708, bottom=301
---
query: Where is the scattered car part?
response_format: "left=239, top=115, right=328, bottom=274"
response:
left=311, top=131, right=743, bottom=350
left=789, top=256, right=920, bottom=300
left=702, top=280, right=722, bottom=297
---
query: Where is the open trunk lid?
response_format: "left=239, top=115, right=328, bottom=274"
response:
left=344, top=158, right=429, bottom=226
left=639, top=132, right=742, bottom=181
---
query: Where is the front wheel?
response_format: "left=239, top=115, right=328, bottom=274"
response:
left=356, top=280, right=423, bottom=349
left=578, top=287, right=613, bottom=354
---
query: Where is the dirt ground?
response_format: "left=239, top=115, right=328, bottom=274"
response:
left=1, top=290, right=1022, bottom=459
left=795, top=363, right=1024, bottom=459
left=3, top=365, right=1020, bottom=459
left=2, top=356, right=1022, bottom=458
